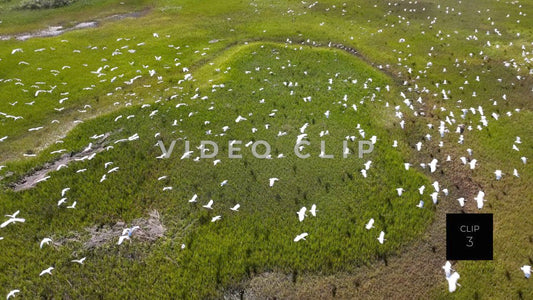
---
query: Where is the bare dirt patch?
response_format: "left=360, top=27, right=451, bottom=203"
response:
left=84, top=210, right=166, bottom=249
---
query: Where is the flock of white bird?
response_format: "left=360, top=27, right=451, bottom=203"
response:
left=1, top=0, right=532, bottom=298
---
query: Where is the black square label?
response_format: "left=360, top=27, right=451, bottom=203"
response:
left=446, top=213, right=493, bottom=260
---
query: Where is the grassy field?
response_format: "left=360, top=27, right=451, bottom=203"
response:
left=0, top=0, right=532, bottom=298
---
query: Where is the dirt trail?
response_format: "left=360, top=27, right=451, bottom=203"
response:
left=11, top=133, right=110, bottom=191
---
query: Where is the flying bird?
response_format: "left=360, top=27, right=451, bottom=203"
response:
left=40, top=238, right=52, bottom=249
left=297, top=207, right=307, bottom=222
left=71, top=257, right=86, bottom=264
left=39, top=267, right=54, bottom=277
left=189, top=194, right=198, bottom=203
left=396, top=188, right=404, bottom=196
left=6, top=290, right=20, bottom=299
left=0, top=217, right=25, bottom=228
left=5, top=211, right=19, bottom=218
left=377, top=231, right=386, bottom=244
left=309, top=204, right=318, bottom=217
left=365, top=218, right=375, bottom=230
left=203, top=200, right=214, bottom=209
left=294, top=233, right=308, bottom=242
left=61, top=187, right=70, bottom=197
left=269, top=177, right=279, bottom=187
left=521, top=265, right=531, bottom=278
left=494, top=170, right=503, bottom=180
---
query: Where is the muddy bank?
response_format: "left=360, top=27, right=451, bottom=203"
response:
left=0, top=9, right=149, bottom=41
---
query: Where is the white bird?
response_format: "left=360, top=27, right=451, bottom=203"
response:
left=61, top=187, right=70, bottom=197
left=40, top=238, right=52, bottom=249
left=5, top=211, right=20, bottom=218
left=293, top=232, right=308, bottom=242
left=361, top=169, right=367, bottom=178
left=364, top=160, right=372, bottom=170
left=377, top=231, right=386, bottom=244
left=521, top=265, right=531, bottom=278
left=415, top=142, right=422, bottom=151
left=432, top=181, right=440, bottom=192
left=181, top=151, right=193, bottom=159
left=365, top=218, right=375, bottom=230
left=474, top=191, right=485, bottom=209
left=446, top=272, right=460, bottom=292
left=108, top=167, right=119, bottom=173
left=71, top=257, right=86, bottom=264
left=396, top=188, right=404, bottom=196
left=296, top=134, right=307, bottom=145
left=203, top=200, right=214, bottom=209
left=220, top=180, right=228, bottom=186
left=39, top=267, right=54, bottom=276
left=230, top=204, right=240, bottom=211
left=521, top=157, right=527, bottom=164
left=469, top=159, right=477, bottom=170
left=418, top=185, right=425, bottom=195
left=309, top=204, right=318, bottom=217
left=269, top=177, right=279, bottom=187
left=457, top=197, right=466, bottom=207
left=6, top=289, right=20, bottom=299
left=494, top=170, right=503, bottom=180
left=235, top=115, right=247, bottom=123
left=67, top=201, right=77, bottom=209
left=297, top=207, right=307, bottom=222
left=442, top=261, right=453, bottom=277
left=431, top=192, right=439, bottom=204
left=299, top=123, right=309, bottom=133
left=57, top=197, right=67, bottom=206
left=429, top=159, right=438, bottom=173
left=189, top=194, right=198, bottom=203
left=416, top=200, right=424, bottom=208
left=0, top=217, right=25, bottom=228
left=211, top=216, right=222, bottom=222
